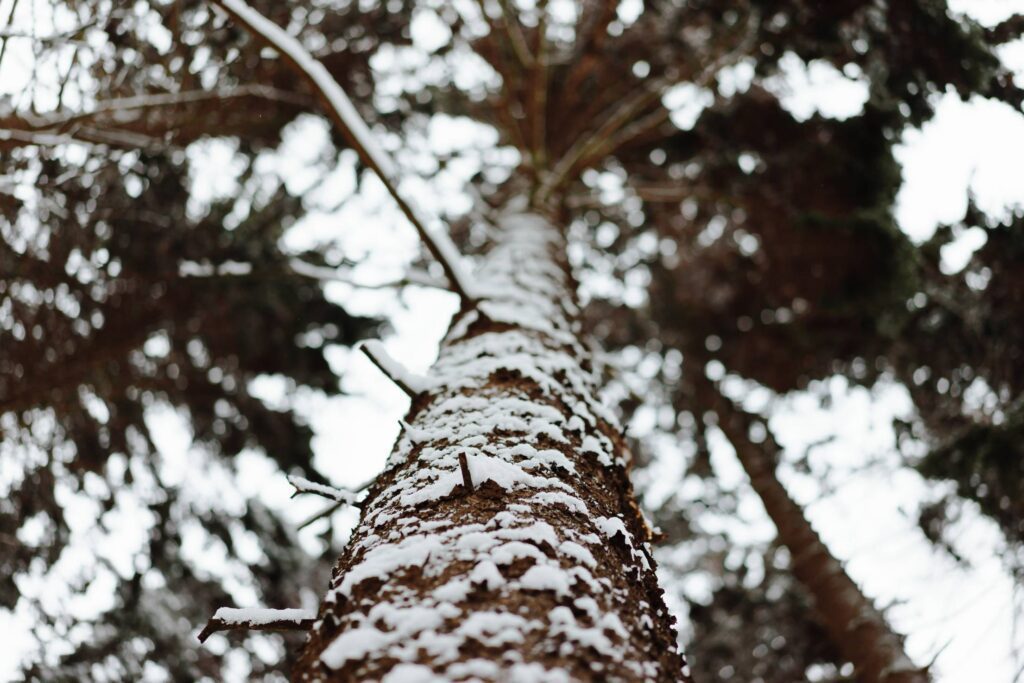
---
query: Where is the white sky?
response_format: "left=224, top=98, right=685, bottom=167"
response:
left=3, top=0, right=1024, bottom=680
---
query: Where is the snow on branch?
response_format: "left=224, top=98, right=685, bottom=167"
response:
left=288, top=258, right=448, bottom=291
left=212, top=0, right=478, bottom=303
left=287, top=474, right=358, bottom=505
left=358, top=340, right=430, bottom=398
left=197, top=607, right=316, bottom=643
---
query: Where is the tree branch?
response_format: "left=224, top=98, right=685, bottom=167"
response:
left=288, top=258, right=448, bottom=291
left=698, top=373, right=929, bottom=683
left=536, top=14, right=759, bottom=205
left=0, top=128, right=106, bottom=150
left=287, top=474, right=358, bottom=505
left=14, top=84, right=305, bottom=131
left=986, top=14, right=1024, bottom=44
left=211, top=0, right=478, bottom=303
left=294, top=470, right=379, bottom=529
left=490, top=0, right=534, bottom=68
left=297, top=502, right=343, bottom=530
left=358, top=340, right=429, bottom=397
left=198, top=607, right=316, bottom=643
left=0, top=0, right=21, bottom=73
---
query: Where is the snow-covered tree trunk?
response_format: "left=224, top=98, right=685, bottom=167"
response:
left=294, top=207, right=688, bottom=681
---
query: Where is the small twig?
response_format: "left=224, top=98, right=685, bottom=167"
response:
left=298, top=501, right=343, bottom=530
left=458, top=453, right=474, bottom=493
left=0, top=124, right=175, bottom=153
left=55, top=45, right=78, bottom=108
left=287, top=474, right=358, bottom=505
left=289, top=258, right=448, bottom=291
left=358, top=340, right=429, bottom=398
left=198, top=607, right=316, bottom=643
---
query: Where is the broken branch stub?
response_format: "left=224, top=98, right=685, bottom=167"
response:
left=198, top=607, right=316, bottom=643
left=210, top=0, right=478, bottom=303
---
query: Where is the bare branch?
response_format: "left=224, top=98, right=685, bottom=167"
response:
left=627, top=181, right=696, bottom=203
left=198, top=607, right=316, bottom=643
left=529, top=0, right=549, bottom=171
left=0, top=19, right=98, bottom=45
left=701, top=372, right=928, bottom=683
left=295, top=471, right=379, bottom=528
left=288, top=258, right=448, bottom=291
left=17, top=85, right=306, bottom=130
left=536, top=75, right=668, bottom=205
left=211, top=0, right=478, bottom=303
left=298, top=502, right=342, bottom=530
left=72, top=125, right=168, bottom=150
left=0, top=123, right=179, bottom=153
left=986, top=14, right=1024, bottom=44
left=484, top=0, right=534, bottom=68
left=0, top=128, right=103, bottom=150
left=536, top=14, right=759, bottom=205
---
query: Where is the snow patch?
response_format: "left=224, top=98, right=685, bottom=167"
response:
left=212, top=607, right=314, bottom=625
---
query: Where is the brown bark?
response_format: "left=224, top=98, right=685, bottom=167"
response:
left=293, top=208, right=688, bottom=681
left=709, top=387, right=929, bottom=683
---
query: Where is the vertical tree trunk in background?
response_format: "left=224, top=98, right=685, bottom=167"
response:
left=713, top=395, right=929, bottom=683
left=294, top=206, right=688, bottom=681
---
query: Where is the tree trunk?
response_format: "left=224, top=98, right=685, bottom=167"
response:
left=712, top=393, right=929, bottom=683
left=294, top=206, right=688, bottom=681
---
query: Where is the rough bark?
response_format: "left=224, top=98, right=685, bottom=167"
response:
left=712, top=391, right=929, bottom=683
left=293, top=207, right=688, bottom=681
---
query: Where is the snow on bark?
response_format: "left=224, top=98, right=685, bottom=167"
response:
left=293, top=209, right=688, bottom=681
left=214, top=607, right=316, bottom=626
left=198, top=607, right=316, bottom=642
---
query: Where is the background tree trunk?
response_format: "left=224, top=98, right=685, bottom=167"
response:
left=710, top=387, right=929, bottom=683
left=294, top=206, right=689, bottom=681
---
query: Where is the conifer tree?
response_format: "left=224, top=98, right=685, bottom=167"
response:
left=2, top=0, right=1023, bottom=680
